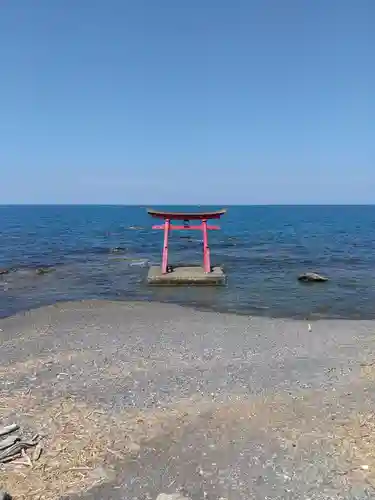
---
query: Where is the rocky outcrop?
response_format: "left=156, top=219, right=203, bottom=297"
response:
left=298, top=272, right=328, bottom=283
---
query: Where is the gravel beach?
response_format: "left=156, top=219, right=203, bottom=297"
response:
left=1, top=300, right=375, bottom=500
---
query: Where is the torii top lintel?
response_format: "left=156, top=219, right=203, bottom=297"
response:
left=146, top=208, right=226, bottom=221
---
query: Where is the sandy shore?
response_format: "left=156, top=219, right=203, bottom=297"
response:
left=1, top=300, right=375, bottom=499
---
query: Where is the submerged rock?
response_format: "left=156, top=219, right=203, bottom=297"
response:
left=35, top=267, right=55, bottom=276
left=129, top=259, right=148, bottom=267
left=109, top=247, right=125, bottom=253
left=298, top=272, right=328, bottom=283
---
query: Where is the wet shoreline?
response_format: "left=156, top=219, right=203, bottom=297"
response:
left=2, top=259, right=375, bottom=321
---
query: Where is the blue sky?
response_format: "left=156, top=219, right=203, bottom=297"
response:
left=1, top=0, right=374, bottom=204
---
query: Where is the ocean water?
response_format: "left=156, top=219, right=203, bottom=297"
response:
left=1, top=205, right=375, bottom=319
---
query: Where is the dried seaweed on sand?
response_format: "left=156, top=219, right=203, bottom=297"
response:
left=0, top=390, right=209, bottom=500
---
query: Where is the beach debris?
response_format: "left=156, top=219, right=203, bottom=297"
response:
left=19, top=448, right=33, bottom=467
left=0, top=424, right=19, bottom=437
left=0, top=491, right=12, bottom=500
left=32, top=443, right=43, bottom=462
left=0, top=424, right=42, bottom=464
left=0, top=269, right=9, bottom=276
left=361, top=464, right=369, bottom=471
left=0, top=435, right=20, bottom=451
left=298, top=272, right=328, bottom=283
left=308, top=323, right=312, bottom=332
left=35, top=267, right=55, bottom=276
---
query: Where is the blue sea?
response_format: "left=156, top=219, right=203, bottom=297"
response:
left=1, top=205, right=375, bottom=319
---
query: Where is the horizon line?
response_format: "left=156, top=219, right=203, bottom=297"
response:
left=1, top=203, right=375, bottom=207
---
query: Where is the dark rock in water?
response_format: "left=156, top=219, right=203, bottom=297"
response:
left=35, top=267, right=55, bottom=276
left=0, top=269, right=9, bottom=276
left=298, top=272, right=328, bottom=283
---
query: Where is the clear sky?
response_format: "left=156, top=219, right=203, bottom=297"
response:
left=1, top=0, right=374, bottom=204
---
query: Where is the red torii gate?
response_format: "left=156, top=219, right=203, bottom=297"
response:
left=147, top=208, right=226, bottom=274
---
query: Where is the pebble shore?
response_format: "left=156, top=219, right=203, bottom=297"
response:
left=1, top=300, right=375, bottom=499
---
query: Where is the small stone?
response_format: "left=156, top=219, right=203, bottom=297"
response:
left=156, top=495, right=191, bottom=500
left=361, top=464, right=369, bottom=470
left=127, top=442, right=141, bottom=453
left=88, top=466, right=115, bottom=482
left=298, top=272, right=328, bottom=283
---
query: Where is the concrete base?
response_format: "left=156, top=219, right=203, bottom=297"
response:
left=147, top=265, right=226, bottom=286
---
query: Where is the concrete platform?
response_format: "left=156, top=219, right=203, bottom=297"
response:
left=147, top=265, right=226, bottom=285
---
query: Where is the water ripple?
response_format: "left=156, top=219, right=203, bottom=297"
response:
left=1, top=205, right=375, bottom=319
